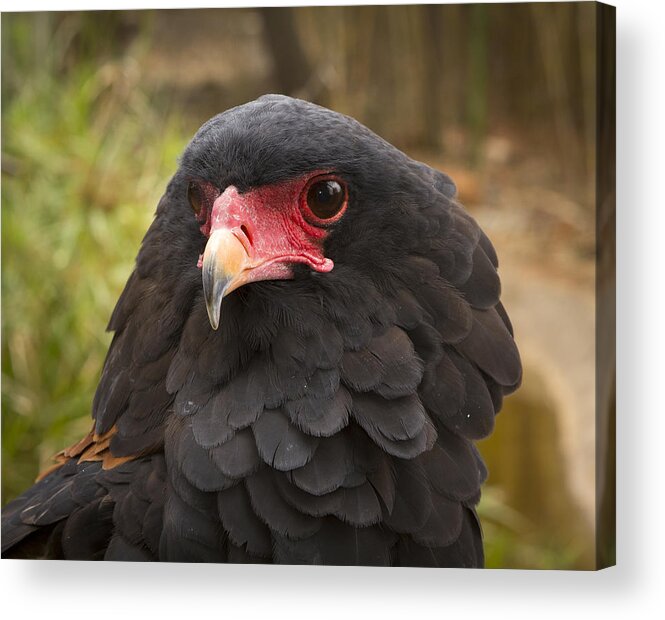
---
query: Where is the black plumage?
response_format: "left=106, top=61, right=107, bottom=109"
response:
left=252, top=407, right=320, bottom=471
left=2, top=94, right=521, bottom=566
left=210, top=428, right=261, bottom=479
left=217, top=483, right=272, bottom=557
left=288, top=431, right=354, bottom=496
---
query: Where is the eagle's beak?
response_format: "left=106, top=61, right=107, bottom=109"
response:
left=201, top=228, right=251, bottom=330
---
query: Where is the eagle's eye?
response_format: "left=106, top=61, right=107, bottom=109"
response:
left=187, top=181, right=204, bottom=217
left=305, top=177, right=347, bottom=222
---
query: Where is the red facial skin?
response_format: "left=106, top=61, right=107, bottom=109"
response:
left=194, top=172, right=347, bottom=287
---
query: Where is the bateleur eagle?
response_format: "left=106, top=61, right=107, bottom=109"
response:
left=1, top=95, right=521, bottom=566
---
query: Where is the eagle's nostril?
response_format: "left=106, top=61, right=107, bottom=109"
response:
left=240, top=224, right=252, bottom=247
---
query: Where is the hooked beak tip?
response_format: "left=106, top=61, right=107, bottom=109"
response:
left=201, top=228, right=250, bottom=330
left=203, top=279, right=226, bottom=331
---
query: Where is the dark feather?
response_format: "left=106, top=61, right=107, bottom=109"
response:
left=410, top=493, right=463, bottom=548
left=245, top=468, right=321, bottom=539
left=406, top=322, right=444, bottom=368
left=366, top=453, right=396, bottom=513
left=495, top=300, right=515, bottom=337
left=111, top=491, right=148, bottom=548
left=217, top=483, right=272, bottom=557
left=273, top=518, right=395, bottom=566
left=478, top=229, right=499, bottom=268
left=109, top=423, right=165, bottom=457
left=289, top=432, right=353, bottom=496
left=417, top=280, right=473, bottom=344
left=61, top=497, right=115, bottom=560
left=375, top=358, right=424, bottom=399
left=142, top=503, right=165, bottom=555
left=159, top=488, right=225, bottom=562
left=422, top=430, right=486, bottom=501
left=442, top=351, right=497, bottom=440
left=335, top=483, right=382, bottom=527
left=274, top=472, right=344, bottom=517
left=350, top=402, right=433, bottom=460
left=125, top=383, right=173, bottom=421
left=456, top=308, right=522, bottom=387
left=176, top=421, right=235, bottom=492
left=21, top=463, right=98, bottom=526
left=420, top=350, right=465, bottom=420
left=383, top=458, right=432, bottom=534
left=210, top=428, right=261, bottom=478
left=351, top=392, right=427, bottom=441
left=191, top=391, right=236, bottom=448
left=165, top=352, right=194, bottom=395
left=226, top=542, right=271, bottom=564
left=269, top=329, right=312, bottom=378
left=340, top=348, right=385, bottom=392
left=167, top=461, right=226, bottom=512
left=336, top=316, right=373, bottom=351
left=459, top=244, right=501, bottom=310
left=284, top=385, right=351, bottom=437
left=105, top=535, right=153, bottom=561
left=93, top=369, right=131, bottom=434
left=341, top=326, right=423, bottom=398
left=396, top=507, right=484, bottom=568
left=252, top=407, right=319, bottom=471
left=390, top=288, right=424, bottom=330
left=304, top=327, right=344, bottom=370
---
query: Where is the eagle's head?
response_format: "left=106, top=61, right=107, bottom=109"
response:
left=155, top=95, right=456, bottom=330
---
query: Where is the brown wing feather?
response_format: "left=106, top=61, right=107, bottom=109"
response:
left=36, top=425, right=135, bottom=482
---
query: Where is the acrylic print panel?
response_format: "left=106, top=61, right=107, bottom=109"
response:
left=1, top=2, right=615, bottom=569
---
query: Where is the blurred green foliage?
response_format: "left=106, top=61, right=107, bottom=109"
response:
left=479, top=388, right=591, bottom=570
left=479, top=487, right=582, bottom=570
left=1, top=12, right=186, bottom=501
